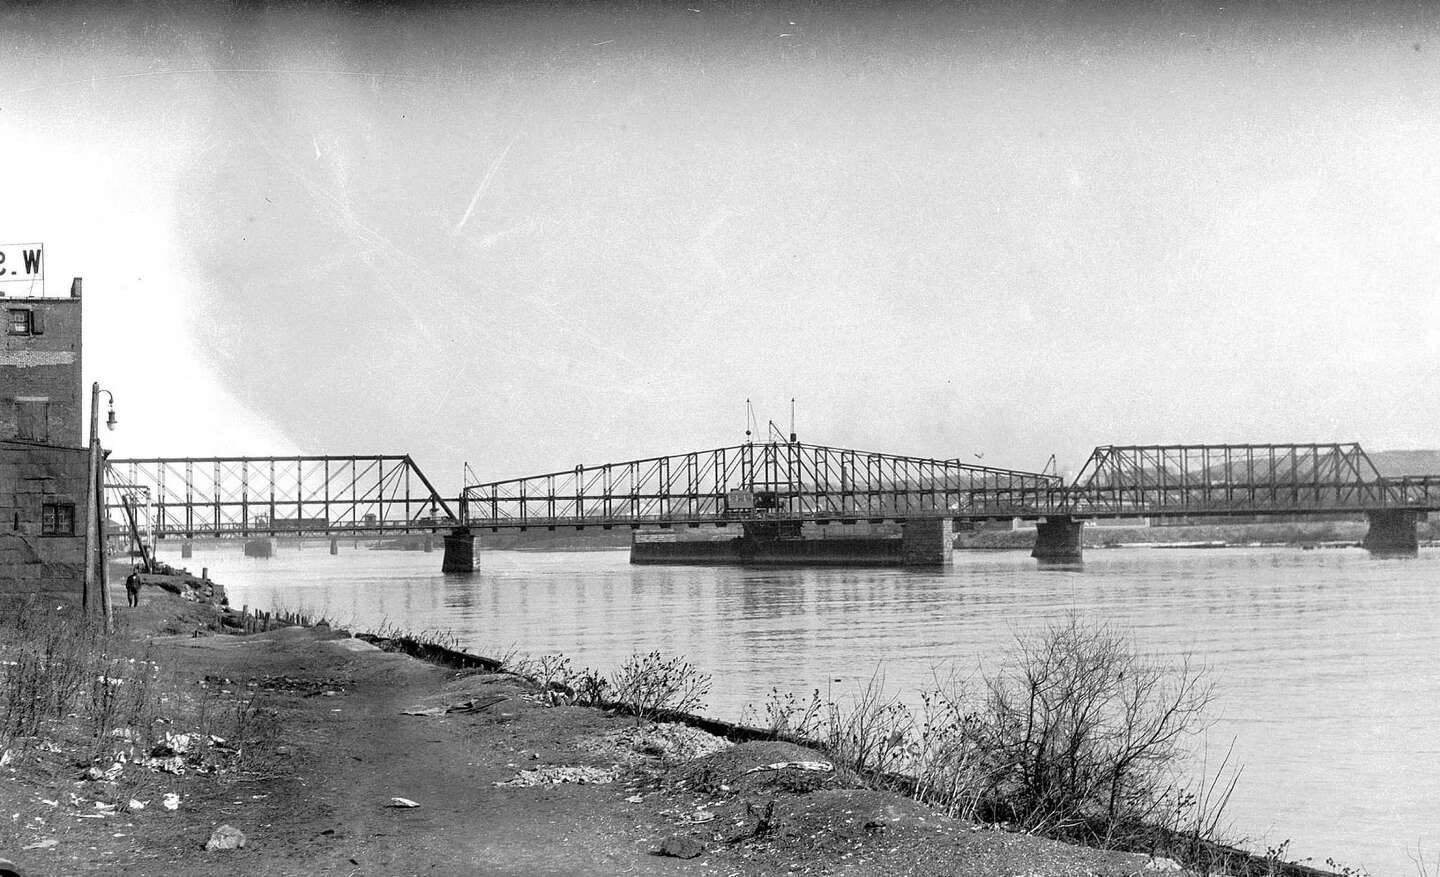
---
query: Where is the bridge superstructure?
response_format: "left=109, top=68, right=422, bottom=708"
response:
left=103, top=441, right=1440, bottom=569
left=459, top=441, right=1062, bottom=529
left=458, top=440, right=1440, bottom=564
left=105, top=455, right=456, bottom=544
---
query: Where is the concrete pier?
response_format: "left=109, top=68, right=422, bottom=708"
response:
left=441, top=528, right=483, bottom=572
left=1032, top=516, right=1083, bottom=563
left=181, top=541, right=193, bottom=559
left=329, top=537, right=339, bottom=555
left=243, top=538, right=273, bottom=558
left=900, top=518, right=954, bottom=566
left=1362, top=509, right=1419, bottom=556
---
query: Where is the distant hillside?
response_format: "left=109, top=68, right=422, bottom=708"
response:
left=1367, top=449, right=1440, bottom=477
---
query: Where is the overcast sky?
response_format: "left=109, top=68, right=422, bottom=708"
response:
left=3, top=1, right=1438, bottom=490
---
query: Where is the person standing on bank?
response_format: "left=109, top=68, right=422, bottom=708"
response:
left=124, top=567, right=141, bottom=608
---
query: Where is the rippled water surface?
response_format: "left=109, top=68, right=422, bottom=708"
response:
left=183, top=542, right=1440, bottom=874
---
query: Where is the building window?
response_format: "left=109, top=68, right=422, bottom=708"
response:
left=41, top=503, right=76, bottom=536
left=7, top=309, right=32, bottom=335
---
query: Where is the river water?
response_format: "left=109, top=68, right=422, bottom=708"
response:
left=177, top=542, right=1439, bottom=875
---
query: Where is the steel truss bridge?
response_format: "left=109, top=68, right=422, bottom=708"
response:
left=101, top=442, right=1440, bottom=543
left=461, top=441, right=1440, bottom=530
left=460, top=442, right=1061, bottom=529
left=104, top=455, right=456, bottom=539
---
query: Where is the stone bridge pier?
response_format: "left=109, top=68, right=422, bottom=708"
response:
left=1032, top=516, right=1084, bottom=564
left=1362, top=510, right=1421, bottom=556
left=900, top=517, right=954, bottom=566
left=442, top=528, right=483, bottom=572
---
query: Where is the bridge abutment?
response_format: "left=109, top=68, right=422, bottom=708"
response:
left=1362, top=510, right=1419, bottom=556
left=442, top=528, right=482, bottom=572
left=900, top=518, right=954, bottom=566
left=1032, top=516, right=1083, bottom=563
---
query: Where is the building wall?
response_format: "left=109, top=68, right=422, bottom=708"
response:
left=1, top=286, right=83, bottom=447
left=0, top=280, right=88, bottom=607
left=0, top=443, right=89, bottom=605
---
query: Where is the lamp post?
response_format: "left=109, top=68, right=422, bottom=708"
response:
left=82, top=383, right=116, bottom=626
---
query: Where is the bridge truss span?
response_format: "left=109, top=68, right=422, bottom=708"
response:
left=461, top=442, right=1062, bottom=529
left=106, top=455, right=457, bottom=538
left=1061, top=442, right=1435, bottom=517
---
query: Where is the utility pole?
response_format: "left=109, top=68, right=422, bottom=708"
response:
left=84, top=382, right=115, bottom=629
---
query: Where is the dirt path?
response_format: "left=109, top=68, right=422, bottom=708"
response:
left=2, top=588, right=1188, bottom=876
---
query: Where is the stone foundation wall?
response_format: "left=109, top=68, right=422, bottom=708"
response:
left=0, top=442, right=90, bottom=605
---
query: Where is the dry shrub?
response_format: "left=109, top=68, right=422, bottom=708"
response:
left=977, top=614, right=1215, bottom=842
left=610, top=650, right=711, bottom=720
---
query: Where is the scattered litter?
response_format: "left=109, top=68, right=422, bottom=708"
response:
left=0, top=749, right=11, bottom=767
left=154, top=732, right=194, bottom=756
left=144, top=755, right=186, bottom=775
left=162, top=792, right=181, bottom=811
left=743, top=760, right=833, bottom=775
left=388, top=797, right=420, bottom=808
left=22, top=838, right=57, bottom=850
left=625, top=795, right=644, bottom=803
left=93, top=802, right=116, bottom=812
left=576, top=722, right=730, bottom=763
left=1145, top=857, right=1183, bottom=872
left=40, top=799, right=58, bottom=808
left=495, top=765, right=619, bottom=787
left=205, top=824, right=247, bottom=851
left=128, top=799, right=147, bottom=811
left=401, top=706, right=446, bottom=717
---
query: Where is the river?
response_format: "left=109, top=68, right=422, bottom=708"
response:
left=175, top=541, right=1439, bottom=875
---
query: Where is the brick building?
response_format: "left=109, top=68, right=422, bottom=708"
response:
left=0, top=278, right=94, bottom=606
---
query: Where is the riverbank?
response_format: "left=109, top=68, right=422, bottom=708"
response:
left=0, top=581, right=1273, bottom=877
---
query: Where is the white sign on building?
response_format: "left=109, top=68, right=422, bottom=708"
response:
left=0, top=243, right=45, bottom=297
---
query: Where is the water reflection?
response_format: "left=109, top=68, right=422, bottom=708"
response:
left=182, top=542, right=1440, bottom=876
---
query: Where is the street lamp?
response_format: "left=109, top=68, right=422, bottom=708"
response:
left=85, top=383, right=118, bottom=624
left=92, top=384, right=116, bottom=441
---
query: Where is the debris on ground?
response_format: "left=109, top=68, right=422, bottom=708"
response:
left=576, top=722, right=731, bottom=764
left=388, top=797, right=420, bottom=808
left=494, top=765, right=619, bottom=787
left=743, top=760, right=833, bottom=775
left=401, top=694, right=508, bottom=717
left=204, top=824, right=247, bottom=850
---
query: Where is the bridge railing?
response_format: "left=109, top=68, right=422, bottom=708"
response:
left=461, top=442, right=1062, bottom=528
